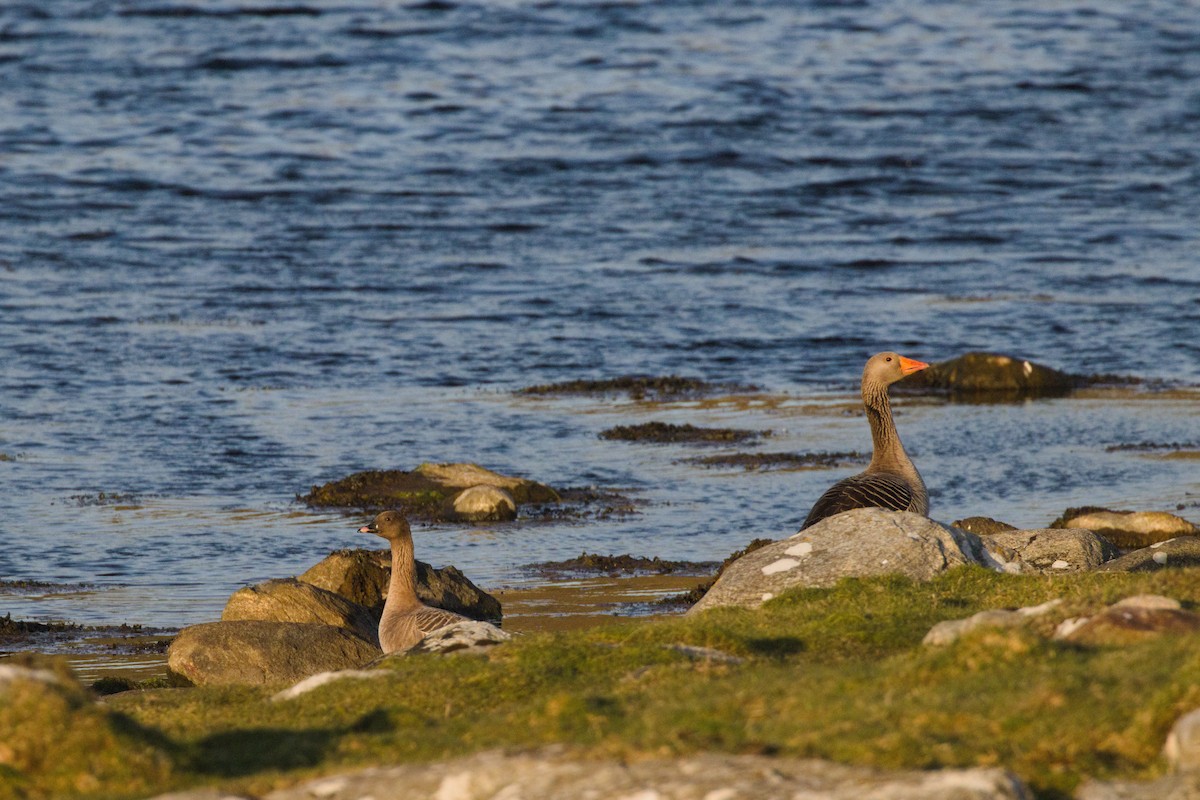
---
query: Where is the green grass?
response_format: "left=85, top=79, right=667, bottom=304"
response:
left=7, top=566, right=1200, bottom=799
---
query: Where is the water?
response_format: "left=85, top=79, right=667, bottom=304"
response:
left=1, top=0, right=1198, bottom=630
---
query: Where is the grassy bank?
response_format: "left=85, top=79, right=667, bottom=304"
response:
left=7, top=566, right=1200, bottom=799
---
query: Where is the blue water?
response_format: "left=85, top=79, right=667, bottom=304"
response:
left=1, top=0, right=1198, bottom=628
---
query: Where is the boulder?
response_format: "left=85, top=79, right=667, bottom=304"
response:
left=1053, top=595, right=1200, bottom=646
left=1099, top=538, right=1200, bottom=572
left=299, top=548, right=503, bottom=623
left=923, top=600, right=1062, bottom=647
left=1166, top=708, right=1200, bottom=773
left=247, top=748, right=1033, bottom=800
left=688, top=509, right=996, bottom=614
left=167, top=621, right=380, bottom=686
left=1055, top=510, right=1197, bottom=549
left=222, top=578, right=379, bottom=645
left=413, top=462, right=559, bottom=504
left=953, top=516, right=1017, bottom=536
left=902, top=352, right=1079, bottom=396
left=450, top=484, right=517, bottom=522
left=978, top=528, right=1118, bottom=573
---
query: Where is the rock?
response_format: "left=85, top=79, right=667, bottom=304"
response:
left=902, top=351, right=1079, bottom=396
left=167, top=621, right=380, bottom=687
left=1167, top=708, right=1200, bottom=773
left=299, top=548, right=503, bottom=623
left=271, top=670, right=385, bottom=702
left=450, top=484, right=517, bottom=522
left=222, top=578, right=379, bottom=645
left=251, top=748, right=1033, bottom=800
left=978, top=528, right=1118, bottom=573
left=299, top=549, right=390, bottom=609
left=953, top=516, right=1017, bottom=536
left=1053, top=596, right=1200, bottom=646
left=923, top=600, right=1062, bottom=646
left=688, top=509, right=997, bottom=614
left=1056, top=510, right=1197, bottom=549
left=405, top=620, right=512, bottom=655
left=1098, top=538, right=1200, bottom=572
left=1076, top=773, right=1200, bottom=800
left=300, top=461, right=558, bottom=518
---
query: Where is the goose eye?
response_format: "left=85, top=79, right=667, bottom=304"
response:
left=885, top=357, right=892, bottom=362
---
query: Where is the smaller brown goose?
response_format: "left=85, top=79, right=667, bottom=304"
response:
left=360, top=510, right=469, bottom=653
left=800, top=351, right=930, bottom=530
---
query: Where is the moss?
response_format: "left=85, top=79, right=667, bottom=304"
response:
left=13, top=568, right=1200, bottom=798
left=599, top=422, right=768, bottom=444
left=299, top=470, right=453, bottom=515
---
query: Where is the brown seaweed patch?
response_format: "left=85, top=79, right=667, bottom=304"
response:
left=1105, top=441, right=1200, bottom=453
left=527, top=553, right=719, bottom=579
left=300, top=469, right=449, bottom=515
left=599, top=421, right=768, bottom=444
left=518, top=374, right=759, bottom=400
left=69, top=491, right=143, bottom=507
left=523, top=487, right=643, bottom=521
left=0, top=614, right=83, bottom=637
left=685, top=451, right=864, bottom=471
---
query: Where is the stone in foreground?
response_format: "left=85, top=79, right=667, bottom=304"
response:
left=167, top=621, right=379, bottom=687
left=689, top=509, right=994, bottom=613
left=979, top=528, right=1118, bottom=573
left=179, top=748, right=1031, bottom=800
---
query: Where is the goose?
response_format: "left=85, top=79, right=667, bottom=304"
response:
left=800, top=352, right=930, bottom=529
left=359, top=510, right=471, bottom=653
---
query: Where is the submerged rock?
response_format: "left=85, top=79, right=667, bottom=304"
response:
left=299, top=548, right=502, bottom=623
left=221, top=578, right=380, bottom=646
left=517, top=374, right=759, bottom=400
left=1054, top=509, right=1197, bottom=549
left=300, top=461, right=558, bottom=518
left=167, top=621, right=379, bottom=686
left=688, top=509, right=996, bottom=614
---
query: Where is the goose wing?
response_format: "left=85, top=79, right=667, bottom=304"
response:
left=801, top=471, right=917, bottom=530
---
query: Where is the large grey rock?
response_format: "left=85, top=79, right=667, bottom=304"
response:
left=1060, top=510, right=1197, bottom=549
left=689, top=509, right=996, bottom=613
left=299, top=548, right=502, bottom=623
left=222, top=578, right=379, bottom=645
left=980, top=528, right=1118, bottom=573
left=167, top=621, right=380, bottom=687
left=250, top=749, right=1032, bottom=800
left=1098, top=538, right=1200, bottom=572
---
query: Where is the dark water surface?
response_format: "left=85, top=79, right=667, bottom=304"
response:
left=1, top=0, right=1198, bottom=629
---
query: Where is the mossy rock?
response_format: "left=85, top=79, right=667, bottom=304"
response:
left=300, top=462, right=559, bottom=517
left=902, top=351, right=1081, bottom=398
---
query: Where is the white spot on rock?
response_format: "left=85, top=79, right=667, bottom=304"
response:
left=435, top=771, right=475, bottom=800
left=311, top=778, right=349, bottom=798
left=1023, top=360, right=1033, bottom=376
left=762, top=558, right=800, bottom=575
left=1018, top=599, right=1062, bottom=617
left=1053, top=617, right=1090, bottom=640
left=1154, top=551, right=1169, bottom=565
left=784, top=541, right=814, bottom=557
left=761, top=593, right=774, bottom=602
left=1051, top=559, right=1070, bottom=570
left=272, top=670, right=383, bottom=702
